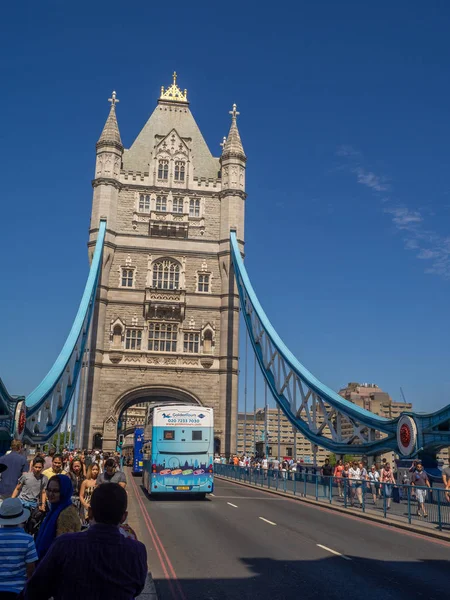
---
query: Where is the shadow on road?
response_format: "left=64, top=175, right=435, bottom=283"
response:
left=153, top=555, right=449, bottom=600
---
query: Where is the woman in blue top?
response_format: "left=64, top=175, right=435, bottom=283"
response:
left=35, top=475, right=81, bottom=559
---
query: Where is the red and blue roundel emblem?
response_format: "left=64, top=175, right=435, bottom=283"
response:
left=14, top=402, right=27, bottom=440
left=396, top=415, right=417, bottom=456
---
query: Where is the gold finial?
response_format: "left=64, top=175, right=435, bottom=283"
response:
left=108, top=91, right=119, bottom=106
left=229, top=103, right=239, bottom=120
left=159, top=72, right=188, bottom=103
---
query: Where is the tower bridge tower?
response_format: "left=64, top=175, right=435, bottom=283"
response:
left=84, top=74, right=245, bottom=453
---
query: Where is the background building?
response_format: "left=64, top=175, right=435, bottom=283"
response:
left=236, top=409, right=328, bottom=464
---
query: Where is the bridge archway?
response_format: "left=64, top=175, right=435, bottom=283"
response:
left=102, top=385, right=203, bottom=451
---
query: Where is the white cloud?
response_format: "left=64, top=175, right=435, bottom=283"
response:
left=383, top=206, right=422, bottom=228
left=417, top=248, right=437, bottom=260
left=353, top=167, right=390, bottom=192
left=337, top=144, right=449, bottom=278
left=336, top=145, right=361, bottom=158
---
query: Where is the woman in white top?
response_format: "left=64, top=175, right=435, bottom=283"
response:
left=348, top=462, right=361, bottom=507
left=368, top=465, right=380, bottom=505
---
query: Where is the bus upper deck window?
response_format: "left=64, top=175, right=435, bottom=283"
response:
left=192, top=431, right=202, bottom=441
left=163, top=430, right=175, bottom=440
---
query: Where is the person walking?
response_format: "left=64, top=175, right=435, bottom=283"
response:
left=68, top=458, right=85, bottom=520
left=368, top=465, right=380, bottom=505
left=42, top=454, right=67, bottom=481
left=0, top=441, right=29, bottom=501
left=79, top=463, right=100, bottom=523
left=442, top=462, right=450, bottom=503
left=96, top=458, right=126, bottom=488
left=321, top=458, right=333, bottom=498
left=35, top=475, right=80, bottom=560
left=411, top=463, right=430, bottom=518
left=42, top=448, right=55, bottom=471
left=24, top=483, right=147, bottom=600
left=334, top=459, right=344, bottom=498
left=0, top=498, right=38, bottom=599
left=380, top=462, right=395, bottom=510
left=11, top=458, right=47, bottom=511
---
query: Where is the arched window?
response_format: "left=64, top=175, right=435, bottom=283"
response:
left=152, top=259, right=180, bottom=290
left=203, top=330, right=213, bottom=354
left=158, top=159, right=169, bottom=180
left=174, top=161, right=185, bottom=182
left=112, top=325, right=122, bottom=347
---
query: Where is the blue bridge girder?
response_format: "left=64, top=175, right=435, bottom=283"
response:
left=230, top=232, right=450, bottom=457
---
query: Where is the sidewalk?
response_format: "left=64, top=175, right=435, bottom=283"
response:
left=215, top=470, right=450, bottom=543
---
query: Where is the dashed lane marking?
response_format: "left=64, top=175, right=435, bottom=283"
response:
left=259, top=517, right=277, bottom=526
left=317, top=544, right=352, bottom=561
left=227, top=502, right=238, bottom=508
left=210, top=493, right=215, bottom=496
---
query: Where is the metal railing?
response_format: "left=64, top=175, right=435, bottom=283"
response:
left=215, top=464, right=450, bottom=531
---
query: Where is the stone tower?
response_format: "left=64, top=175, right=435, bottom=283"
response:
left=83, top=74, right=246, bottom=454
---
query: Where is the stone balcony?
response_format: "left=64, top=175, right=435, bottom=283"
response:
left=144, top=287, right=186, bottom=321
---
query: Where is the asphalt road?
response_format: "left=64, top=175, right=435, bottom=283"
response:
left=126, top=471, right=450, bottom=600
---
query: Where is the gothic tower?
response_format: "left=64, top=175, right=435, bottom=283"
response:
left=84, top=74, right=246, bottom=454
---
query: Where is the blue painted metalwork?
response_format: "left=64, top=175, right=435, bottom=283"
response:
left=23, top=220, right=107, bottom=442
left=230, top=232, right=450, bottom=456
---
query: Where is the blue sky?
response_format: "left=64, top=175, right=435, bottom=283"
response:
left=1, top=1, right=449, bottom=414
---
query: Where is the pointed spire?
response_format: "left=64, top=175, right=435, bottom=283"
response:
left=97, top=91, right=123, bottom=150
left=222, top=103, right=245, bottom=159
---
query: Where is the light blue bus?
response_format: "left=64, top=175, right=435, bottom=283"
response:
left=142, top=405, right=214, bottom=497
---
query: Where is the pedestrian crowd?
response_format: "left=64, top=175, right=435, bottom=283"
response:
left=0, top=441, right=146, bottom=599
left=220, top=452, right=449, bottom=516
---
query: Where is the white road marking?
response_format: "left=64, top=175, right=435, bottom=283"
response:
left=317, top=544, right=352, bottom=561
left=210, top=493, right=215, bottom=496
left=227, top=502, right=238, bottom=508
left=259, top=517, right=277, bottom=526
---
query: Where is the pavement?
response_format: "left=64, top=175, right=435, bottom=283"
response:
left=126, top=468, right=450, bottom=600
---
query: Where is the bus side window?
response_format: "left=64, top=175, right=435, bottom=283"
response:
left=192, top=431, right=202, bottom=441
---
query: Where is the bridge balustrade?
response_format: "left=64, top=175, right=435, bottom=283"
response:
left=215, top=464, right=450, bottom=532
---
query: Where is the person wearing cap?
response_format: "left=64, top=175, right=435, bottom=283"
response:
left=0, top=498, right=38, bottom=598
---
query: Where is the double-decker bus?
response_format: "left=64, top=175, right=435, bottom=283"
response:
left=132, top=427, right=145, bottom=474
left=142, top=405, right=214, bottom=497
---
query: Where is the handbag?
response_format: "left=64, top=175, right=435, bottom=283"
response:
left=25, top=478, right=47, bottom=537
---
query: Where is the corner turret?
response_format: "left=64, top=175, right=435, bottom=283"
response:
left=91, top=91, right=123, bottom=232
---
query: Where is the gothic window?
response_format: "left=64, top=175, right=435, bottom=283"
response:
left=158, top=159, right=169, bottom=180
left=203, top=330, right=213, bottom=354
left=121, top=268, right=134, bottom=288
left=148, top=323, right=178, bottom=352
left=112, top=325, right=123, bottom=347
left=156, top=195, right=167, bottom=212
left=189, top=198, right=200, bottom=217
left=174, top=161, right=185, bottom=182
left=172, top=198, right=184, bottom=214
left=152, top=260, right=180, bottom=290
left=139, top=194, right=150, bottom=213
left=125, top=329, right=142, bottom=350
left=184, top=332, right=200, bottom=353
left=197, top=273, right=210, bottom=293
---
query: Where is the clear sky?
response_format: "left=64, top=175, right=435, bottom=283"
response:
left=1, top=1, right=449, bottom=414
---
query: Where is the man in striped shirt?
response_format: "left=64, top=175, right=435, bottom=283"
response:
left=0, top=498, right=38, bottom=599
